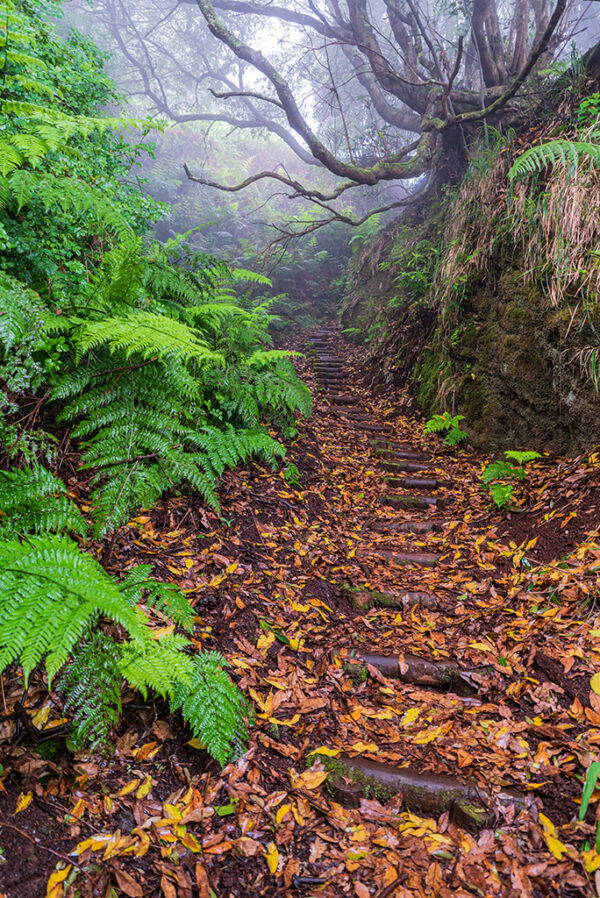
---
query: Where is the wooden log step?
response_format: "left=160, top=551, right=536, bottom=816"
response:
left=378, top=449, right=431, bottom=462
left=396, top=520, right=443, bottom=534
left=369, top=519, right=441, bottom=534
left=357, top=548, right=440, bottom=566
left=381, top=460, right=431, bottom=474
left=353, top=422, right=394, bottom=433
left=325, top=756, right=524, bottom=830
left=333, top=411, right=371, bottom=421
left=345, top=587, right=436, bottom=610
left=385, top=476, right=439, bottom=490
left=328, top=394, right=358, bottom=405
left=382, top=494, right=441, bottom=509
left=348, top=652, right=473, bottom=693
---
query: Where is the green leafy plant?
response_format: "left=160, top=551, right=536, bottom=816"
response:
left=0, top=532, right=248, bottom=762
left=508, top=140, right=600, bottom=181
left=282, top=462, right=301, bottom=487
left=423, top=412, right=468, bottom=446
left=579, top=760, right=600, bottom=851
left=0, top=464, right=87, bottom=537
left=482, top=450, right=541, bottom=508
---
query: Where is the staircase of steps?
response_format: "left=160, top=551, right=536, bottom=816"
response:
left=302, top=326, right=517, bottom=828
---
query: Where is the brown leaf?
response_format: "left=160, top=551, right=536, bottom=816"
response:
left=113, top=869, right=143, bottom=898
left=195, top=865, right=211, bottom=898
left=160, top=874, right=177, bottom=898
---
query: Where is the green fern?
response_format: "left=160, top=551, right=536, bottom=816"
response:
left=508, top=140, right=600, bottom=181
left=75, top=311, right=224, bottom=366
left=0, top=535, right=148, bottom=681
left=0, top=534, right=248, bottom=763
left=171, top=652, right=250, bottom=767
left=0, top=465, right=87, bottom=537
left=58, top=631, right=123, bottom=753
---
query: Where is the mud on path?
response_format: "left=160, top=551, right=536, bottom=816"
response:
left=2, top=327, right=600, bottom=898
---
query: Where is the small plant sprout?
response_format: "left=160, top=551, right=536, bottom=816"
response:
left=423, top=413, right=469, bottom=447
left=482, top=450, right=541, bottom=509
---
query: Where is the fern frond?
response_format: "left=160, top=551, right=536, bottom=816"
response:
left=171, top=652, right=250, bottom=766
left=0, top=535, right=148, bottom=681
left=75, top=311, right=224, bottom=365
left=508, top=139, right=600, bottom=181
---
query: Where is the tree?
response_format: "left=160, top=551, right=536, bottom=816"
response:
left=81, top=0, right=592, bottom=231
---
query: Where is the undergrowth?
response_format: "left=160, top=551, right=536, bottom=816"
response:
left=0, top=0, right=309, bottom=760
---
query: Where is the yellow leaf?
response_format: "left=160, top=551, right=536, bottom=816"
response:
left=46, top=865, right=72, bottom=898
left=68, top=798, right=85, bottom=821
left=412, top=724, right=450, bottom=745
left=118, top=779, right=139, bottom=797
left=187, top=738, right=206, bottom=749
left=32, top=702, right=51, bottom=728
left=72, top=834, right=111, bottom=855
left=290, top=768, right=328, bottom=790
left=184, top=558, right=194, bottom=570
left=265, top=842, right=279, bottom=874
left=136, top=775, right=153, bottom=799
left=349, top=741, right=378, bottom=753
left=275, top=803, right=292, bottom=824
left=400, top=708, right=421, bottom=727
left=591, top=672, right=600, bottom=695
left=582, top=848, right=600, bottom=873
left=267, top=713, right=300, bottom=726
left=209, top=573, right=226, bottom=588
left=256, top=631, right=276, bottom=651
left=469, top=641, right=492, bottom=651
left=14, top=792, right=32, bottom=814
left=544, top=833, right=568, bottom=860
left=133, top=832, right=150, bottom=858
left=226, top=562, right=238, bottom=574
left=310, top=747, right=340, bottom=758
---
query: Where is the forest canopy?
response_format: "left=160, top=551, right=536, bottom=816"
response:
left=78, top=0, right=600, bottom=231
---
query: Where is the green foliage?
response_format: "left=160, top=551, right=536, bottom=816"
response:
left=508, top=140, right=600, bottom=181
left=577, top=94, right=600, bottom=131
left=423, top=412, right=468, bottom=446
left=381, top=227, right=442, bottom=308
left=58, top=630, right=123, bottom=753
left=579, top=760, right=600, bottom=852
left=0, top=464, right=86, bottom=537
left=482, top=450, right=541, bottom=508
left=0, top=0, right=320, bottom=765
left=0, top=531, right=248, bottom=762
left=282, top=463, right=301, bottom=487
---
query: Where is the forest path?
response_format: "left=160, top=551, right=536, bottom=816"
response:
left=3, top=328, right=600, bottom=898
left=174, top=324, right=594, bottom=898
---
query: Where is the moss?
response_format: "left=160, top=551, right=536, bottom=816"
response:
left=318, top=757, right=397, bottom=803
left=343, top=662, right=369, bottom=684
